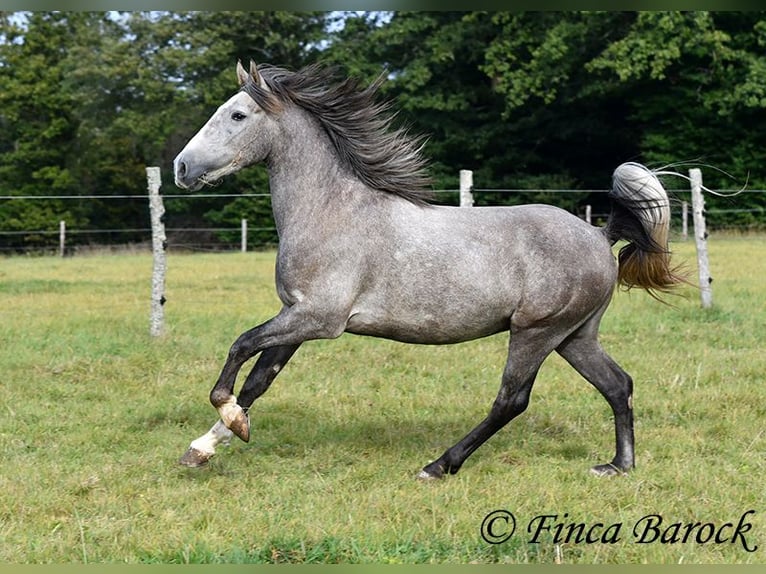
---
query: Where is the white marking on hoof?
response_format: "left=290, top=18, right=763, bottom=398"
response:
left=189, top=419, right=234, bottom=457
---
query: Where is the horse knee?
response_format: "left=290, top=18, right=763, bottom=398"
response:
left=210, top=386, right=233, bottom=408
left=227, top=334, right=254, bottom=364
left=490, top=385, right=532, bottom=422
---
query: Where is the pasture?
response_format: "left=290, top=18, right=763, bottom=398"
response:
left=0, top=234, right=764, bottom=564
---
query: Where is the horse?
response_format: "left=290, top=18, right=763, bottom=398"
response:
left=172, top=60, right=682, bottom=479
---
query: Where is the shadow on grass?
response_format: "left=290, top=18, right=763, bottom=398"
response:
left=134, top=397, right=595, bottom=478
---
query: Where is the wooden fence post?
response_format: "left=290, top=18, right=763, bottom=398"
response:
left=241, top=218, right=248, bottom=252
left=689, top=168, right=713, bottom=309
left=147, top=167, right=167, bottom=337
left=459, top=169, right=474, bottom=207
left=59, top=220, right=66, bottom=257
left=584, top=205, right=592, bottom=225
left=681, top=201, right=688, bottom=241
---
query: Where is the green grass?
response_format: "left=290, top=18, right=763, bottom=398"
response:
left=1, top=235, right=764, bottom=563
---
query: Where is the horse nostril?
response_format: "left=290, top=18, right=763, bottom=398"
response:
left=178, top=161, right=188, bottom=178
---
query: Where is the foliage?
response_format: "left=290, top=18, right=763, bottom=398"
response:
left=480, top=11, right=766, bottom=220
left=0, top=11, right=327, bottom=251
left=1, top=11, right=765, bottom=251
left=0, top=13, right=88, bottom=238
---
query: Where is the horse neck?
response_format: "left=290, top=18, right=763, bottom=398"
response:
left=267, top=108, right=367, bottom=235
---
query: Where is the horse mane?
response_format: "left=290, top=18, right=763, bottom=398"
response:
left=241, top=63, right=434, bottom=206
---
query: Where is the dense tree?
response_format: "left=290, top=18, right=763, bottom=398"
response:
left=0, top=11, right=329, bottom=250
left=482, top=11, right=766, bottom=220
left=0, top=12, right=90, bottom=247
left=323, top=12, right=564, bottom=203
left=1, top=11, right=764, bottom=252
left=328, top=11, right=765, bottom=222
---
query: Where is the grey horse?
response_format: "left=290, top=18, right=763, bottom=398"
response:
left=173, top=61, right=682, bottom=479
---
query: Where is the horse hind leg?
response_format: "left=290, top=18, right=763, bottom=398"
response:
left=555, top=328, right=635, bottom=476
left=179, top=344, right=300, bottom=467
left=419, top=328, right=556, bottom=480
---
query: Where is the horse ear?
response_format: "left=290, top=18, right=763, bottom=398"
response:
left=249, top=60, right=267, bottom=90
left=236, top=60, right=249, bottom=87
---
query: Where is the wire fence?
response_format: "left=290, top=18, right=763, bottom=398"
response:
left=1, top=187, right=764, bottom=255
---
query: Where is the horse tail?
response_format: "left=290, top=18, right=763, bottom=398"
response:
left=603, top=162, right=685, bottom=300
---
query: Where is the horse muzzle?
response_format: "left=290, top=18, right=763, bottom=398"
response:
left=173, top=153, right=207, bottom=191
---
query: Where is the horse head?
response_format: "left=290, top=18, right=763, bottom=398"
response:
left=174, top=61, right=277, bottom=191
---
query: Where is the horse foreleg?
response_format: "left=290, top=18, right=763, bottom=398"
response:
left=236, top=344, right=301, bottom=408
left=184, top=303, right=341, bottom=467
left=179, top=419, right=234, bottom=467
left=178, top=344, right=302, bottom=467
left=207, top=324, right=271, bottom=442
left=223, top=344, right=302, bottom=443
left=207, top=310, right=311, bottom=441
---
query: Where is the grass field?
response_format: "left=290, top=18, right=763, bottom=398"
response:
left=1, top=234, right=764, bottom=564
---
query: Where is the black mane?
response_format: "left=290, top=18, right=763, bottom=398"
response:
left=241, top=64, right=434, bottom=205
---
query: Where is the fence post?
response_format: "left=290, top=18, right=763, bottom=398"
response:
left=241, top=218, right=248, bottom=252
left=147, top=166, right=167, bottom=337
left=59, top=220, right=66, bottom=257
left=584, top=205, right=592, bottom=225
left=689, top=168, right=712, bottom=309
left=459, top=169, right=474, bottom=207
left=681, top=201, right=688, bottom=241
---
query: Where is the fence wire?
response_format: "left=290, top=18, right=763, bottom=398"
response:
left=2, top=187, right=764, bottom=254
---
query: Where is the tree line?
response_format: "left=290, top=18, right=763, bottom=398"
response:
left=1, top=11, right=764, bottom=251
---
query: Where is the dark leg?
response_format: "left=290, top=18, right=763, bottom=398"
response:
left=556, top=327, right=635, bottom=476
left=419, top=329, right=556, bottom=479
left=230, top=343, right=302, bottom=440
left=179, top=343, right=301, bottom=467
left=208, top=305, right=343, bottom=441
left=237, top=344, right=301, bottom=410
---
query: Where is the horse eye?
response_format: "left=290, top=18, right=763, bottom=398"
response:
left=231, top=111, right=247, bottom=121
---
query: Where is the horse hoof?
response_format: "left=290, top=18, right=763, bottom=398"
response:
left=590, top=463, right=625, bottom=477
left=416, top=469, right=443, bottom=481
left=179, top=447, right=213, bottom=468
left=417, top=461, right=446, bottom=480
left=228, top=410, right=250, bottom=443
left=217, top=400, right=251, bottom=443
